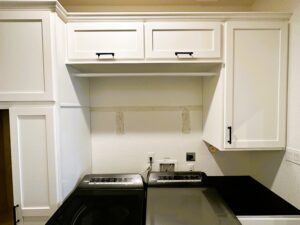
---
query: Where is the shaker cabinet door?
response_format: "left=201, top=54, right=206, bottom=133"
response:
left=145, top=22, right=221, bottom=60
left=0, top=11, right=53, bottom=101
left=224, top=22, right=288, bottom=149
left=67, top=22, right=144, bottom=60
left=9, top=107, right=58, bottom=223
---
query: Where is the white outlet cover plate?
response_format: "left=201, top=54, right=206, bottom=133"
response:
left=156, top=159, right=178, bottom=171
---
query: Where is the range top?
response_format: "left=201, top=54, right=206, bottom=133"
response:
left=79, top=174, right=144, bottom=189
left=148, top=171, right=206, bottom=187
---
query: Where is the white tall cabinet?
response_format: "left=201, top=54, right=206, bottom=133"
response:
left=0, top=2, right=91, bottom=225
left=0, top=6, right=60, bottom=225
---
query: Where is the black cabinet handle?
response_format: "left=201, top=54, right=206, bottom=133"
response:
left=175, top=52, right=194, bottom=57
left=13, top=204, right=20, bottom=225
left=227, top=126, right=232, bottom=144
left=96, top=52, right=115, bottom=58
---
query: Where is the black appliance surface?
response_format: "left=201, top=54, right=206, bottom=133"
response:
left=146, top=172, right=242, bottom=225
left=46, top=174, right=145, bottom=225
left=206, top=176, right=300, bottom=216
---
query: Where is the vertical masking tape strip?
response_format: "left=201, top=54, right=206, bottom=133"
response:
left=182, top=108, right=191, bottom=134
left=116, top=111, right=125, bottom=134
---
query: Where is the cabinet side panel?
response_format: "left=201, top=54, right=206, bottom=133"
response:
left=60, top=107, right=91, bottom=199
left=203, top=68, right=224, bottom=150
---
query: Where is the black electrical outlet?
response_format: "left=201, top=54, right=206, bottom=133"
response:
left=186, top=152, right=195, bottom=161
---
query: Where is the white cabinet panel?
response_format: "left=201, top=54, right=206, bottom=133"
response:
left=224, top=22, right=288, bottom=149
left=0, top=11, right=53, bottom=101
left=145, top=22, right=221, bottom=59
left=238, top=216, right=300, bottom=225
left=67, top=22, right=144, bottom=60
left=9, top=107, right=58, bottom=222
left=18, top=115, right=50, bottom=209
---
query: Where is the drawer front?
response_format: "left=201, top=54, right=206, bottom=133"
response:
left=145, top=22, right=221, bottom=59
left=67, top=22, right=144, bottom=60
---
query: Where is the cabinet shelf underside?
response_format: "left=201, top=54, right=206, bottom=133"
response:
left=67, top=62, right=221, bottom=77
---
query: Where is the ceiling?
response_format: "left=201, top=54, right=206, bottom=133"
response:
left=59, top=0, right=256, bottom=7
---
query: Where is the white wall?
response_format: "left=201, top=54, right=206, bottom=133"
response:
left=90, top=77, right=253, bottom=176
left=251, top=0, right=300, bottom=208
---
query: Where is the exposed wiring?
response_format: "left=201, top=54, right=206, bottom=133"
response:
left=140, top=156, right=153, bottom=182
left=146, top=156, right=153, bottom=181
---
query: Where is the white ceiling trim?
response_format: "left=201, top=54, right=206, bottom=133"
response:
left=0, top=1, right=292, bottom=23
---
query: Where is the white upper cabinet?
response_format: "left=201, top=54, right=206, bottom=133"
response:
left=0, top=11, right=53, bottom=101
left=145, top=22, right=221, bottom=60
left=224, top=21, right=288, bottom=149
left=67, top=22, right=144, bottom=61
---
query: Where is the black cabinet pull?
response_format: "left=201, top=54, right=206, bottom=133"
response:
left=13, top=204, right=20, bottom=225
left=227, top=126, right=232, bottom=144
left=96, top=52, right=115, bottom=58
left=175, top=52, right=194, bottom=57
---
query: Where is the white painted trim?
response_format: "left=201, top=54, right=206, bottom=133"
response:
left=286, top=147, right=300, bottom=152
left=66, top=60, right=224, bottom=64
left=74, top=72, right=217, bottom=77
left=90, top=105, right=203, bottom=112
left=0, top=1, right=292, bottom=22
left=66, top=12, right=292, bottom=22
left=238, top=216, right=300, bottom=219
left=0, top=102, right=55, bottom=108
left=238, top=216, right=300, bottom=225
left=60, top=103, right=89, bottom=108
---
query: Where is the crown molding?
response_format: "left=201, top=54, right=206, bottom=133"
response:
left=65, top=12, right=292, bottom=22
left=0, top=1, right=292, bottom=23
left=0, top=1, right=57, bottom=11
left=0, top=1, right=68, bottom=21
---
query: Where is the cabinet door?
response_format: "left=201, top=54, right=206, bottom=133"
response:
left=67, top=22, right=144, bottom=60
left=0, top=11, right=53, bottom=101
left=145, top=22, right=221, bottom=59
left=9, top=107, right=58, bottom=223
left=225, top=22, right=288, bottom=149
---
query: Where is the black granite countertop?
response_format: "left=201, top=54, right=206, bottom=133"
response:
left=205, top=176, right=300, bottom=216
